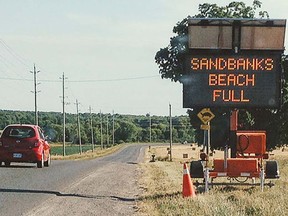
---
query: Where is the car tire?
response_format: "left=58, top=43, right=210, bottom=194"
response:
left=4, top=161, right=11, bottom=167
left=44, top=153, right=51, bottom=167
left=37, top=153, right=44, bottom=168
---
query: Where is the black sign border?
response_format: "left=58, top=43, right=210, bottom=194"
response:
left=182, top=50, right=283, bottom=109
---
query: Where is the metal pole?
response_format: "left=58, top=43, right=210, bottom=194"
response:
left=106, top=115, right=109, bottom=147
left=169, top=104, right=172, bottom=161
left=90, top=106, right=94, bottom=152
left=260, top=168, right=265, bottom=192
left=202, top=129, right=206, bottom=152
left=149, top=113, right=152, bottom=143
left=33, top=64, right=38, bottom=126
left=204, top=168, right=210, bottom=192
left=224, top=145, right=228, bottom=171
left=62, top=73, right=66, bottom=156
left=112, top=110, right=115, bottom=145
left=31, top=64, right=40, bottom=126
left=76, top=99, right=82, bottom=154
left=203, top=127, right=209, bottom=168
left=207, top=121, right=210, bottom=156
left=100, top=111, right=103, bottom=149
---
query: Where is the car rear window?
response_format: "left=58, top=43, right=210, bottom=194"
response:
left=2, top=127, right=36, bottom=139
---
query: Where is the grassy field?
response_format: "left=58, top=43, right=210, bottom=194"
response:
left=137, top=144, right=288, bottom=216
left=50, top=143, right=124, bottom=160
left=51, top=144, right=96, bottom=156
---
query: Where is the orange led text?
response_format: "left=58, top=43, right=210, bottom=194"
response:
left=213, top=90, right=250, bottom=102
left=191, top=57, right=274, bottom=71
left=209, top=74, right=255, bottom=86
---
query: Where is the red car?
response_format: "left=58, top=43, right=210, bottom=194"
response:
left=0, top=124, right=51, bottom=168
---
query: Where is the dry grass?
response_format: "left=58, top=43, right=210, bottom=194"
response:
left=137, top=144, right=288, bottom=216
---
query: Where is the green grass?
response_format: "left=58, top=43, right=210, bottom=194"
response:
left=51, top=144, right=98, bottom=156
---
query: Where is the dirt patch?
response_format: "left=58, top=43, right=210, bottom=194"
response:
left=147, top=144, right=202, bottom=162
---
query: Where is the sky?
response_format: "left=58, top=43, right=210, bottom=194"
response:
left=0, top=0, right=287, bottom=116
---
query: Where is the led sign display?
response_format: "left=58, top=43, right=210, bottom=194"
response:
left=182, top=53, right=282, bottom=108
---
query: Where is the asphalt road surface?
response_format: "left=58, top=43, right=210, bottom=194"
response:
left=0, top=144, right=147, bottom=216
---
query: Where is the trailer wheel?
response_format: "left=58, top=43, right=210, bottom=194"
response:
left=190, top=160, right=204, bottom=178
left=265, top=160, right=279, bottom=179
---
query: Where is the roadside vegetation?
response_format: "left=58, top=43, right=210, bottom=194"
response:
left=50, top=143, right=124, bottom=160
left=0, top=110, right=195, bottom=146
left=138, top=145, right=288, bottom=216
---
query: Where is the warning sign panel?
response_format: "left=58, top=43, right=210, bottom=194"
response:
left=197, top=108, right=215, bottom=124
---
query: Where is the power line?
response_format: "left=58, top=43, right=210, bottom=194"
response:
left=0, top=38, right=30, bottom=67
left=0, top=75, right=159, bottom=83
left=0, top=77, right=31, bottom=81
left=67, top=75, right=158, bottom=82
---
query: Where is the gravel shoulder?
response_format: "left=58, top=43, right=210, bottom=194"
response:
left=25, top=144, right=147, bottom=216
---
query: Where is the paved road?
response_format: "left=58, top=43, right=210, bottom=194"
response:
left=0, top=144, right=147, bottom=216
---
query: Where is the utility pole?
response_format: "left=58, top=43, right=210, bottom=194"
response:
left=106, top=114, right=109, bottom=147
left=112, top=110, right=115, bottom=145
left=60, top=73, right=67, bottom=156
left=30, top=64, right=40, bottom=125
left=169, top=104, right=173, bottom=161
left=76, top=99, right=82, bottom=154
left=89, top=106, right=94, bottom=152
left=100, top=111, right=103, bottom=149
left=149, top=113, right=152, bottom=143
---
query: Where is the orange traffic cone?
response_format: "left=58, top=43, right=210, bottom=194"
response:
left=182, top=162, right=196, bottom=198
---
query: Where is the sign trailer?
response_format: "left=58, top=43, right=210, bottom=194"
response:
left=184, top=18, right=286, bottom=192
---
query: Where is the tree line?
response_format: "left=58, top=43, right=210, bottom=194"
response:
left=0, top=110, right=195, bottom=145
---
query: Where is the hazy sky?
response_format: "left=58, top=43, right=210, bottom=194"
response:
left=0, top=0, right=287, bottom=116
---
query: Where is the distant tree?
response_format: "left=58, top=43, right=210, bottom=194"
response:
left=115, top=120, right=139, bottom=143
left=138, top=128, right=149, bottom=142
left=195, top=1, right=268, bottom=19
left=49, top=124, right=62, bottom=142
